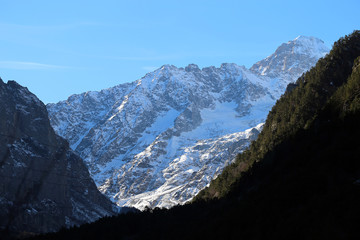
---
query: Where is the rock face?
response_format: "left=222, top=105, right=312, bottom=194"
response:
left=47, top=36, right=329, bottom=210
left=0, top=79, right=116, bottom=234
left=120, top=123, right=263, bottom=209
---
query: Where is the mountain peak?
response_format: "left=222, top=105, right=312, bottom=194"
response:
left=185, top=63, right=200, bottom=72
left=159, top=64, right=177, bottom=70
left=7, top=80, right=22, bottom=88
left=220, top=63, right=238, bottom=69
left=250, top=36, right=329, bottom=81
left=156, top=64, right=177, bottom=74
left=160, top=64, right=173, bottom=69
left=218, top=63, right=246, bottom=75
left=291, top=35, right=329, bottom=57
left=294, top=35, right=323, bottom=42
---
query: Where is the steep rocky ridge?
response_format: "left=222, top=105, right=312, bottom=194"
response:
left=0, top=79, right=116, bottom=234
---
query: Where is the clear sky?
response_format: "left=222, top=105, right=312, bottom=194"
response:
left=1, top=0, right=359, bottom=103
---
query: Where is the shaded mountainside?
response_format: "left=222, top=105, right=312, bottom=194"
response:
left=0, top=79, right=116, bottom=238
left=47, top=36, right=328, bottom=209
left=31, top=31, right=360, bottom=239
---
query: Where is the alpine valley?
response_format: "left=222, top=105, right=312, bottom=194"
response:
left=47, top=36, right=329, bottom=210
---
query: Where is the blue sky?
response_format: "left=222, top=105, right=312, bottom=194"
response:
left=1, top=0, right=359, bottom=103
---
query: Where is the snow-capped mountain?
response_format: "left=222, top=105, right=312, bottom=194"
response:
left=47, top=36, right=329, bottom=210
left=0, top=79, right=116, bottom=233
left=251, top=36, right=329, bottom=80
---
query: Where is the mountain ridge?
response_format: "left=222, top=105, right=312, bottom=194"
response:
left=47, top=36, right=329, bottom=209
left=0, top=78, right=116, bottom=235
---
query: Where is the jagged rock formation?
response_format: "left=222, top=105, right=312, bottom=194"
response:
left=47, top=36, right=329, bottom=210
left=119, top=123, right=263, bottom=209
left=0, top=79, right=116, bottom=234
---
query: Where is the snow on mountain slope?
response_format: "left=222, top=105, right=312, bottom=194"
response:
left=118, top=123, right=263, bottom=209
left=47, top=36, right=329, bottom=210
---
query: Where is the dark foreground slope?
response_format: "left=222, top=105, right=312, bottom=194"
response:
left=31, top=31, right=360, bottom=240
left=0, top=80, right=115, bottom=239
left=197, top=30, right=360, bottom=200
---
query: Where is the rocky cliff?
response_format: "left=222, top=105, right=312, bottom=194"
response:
left=0, top=79, right=116, bottom=234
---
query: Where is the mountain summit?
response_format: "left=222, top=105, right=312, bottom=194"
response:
left=251, top=36, right=329, bottom=80
left=47, top=36, right=329, bottom=210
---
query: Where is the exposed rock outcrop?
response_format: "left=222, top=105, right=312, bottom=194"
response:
left=0, top=79, right=116, bottom=234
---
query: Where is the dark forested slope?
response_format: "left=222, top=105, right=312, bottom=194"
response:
left=196, top=30, right=360, bottom=200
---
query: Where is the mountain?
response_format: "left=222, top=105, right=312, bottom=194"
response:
left=32, top=30, right=360, bottom=240
left=0, top=79, right=116, bottom=236
left=47, top=36, right=329, bottom=210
